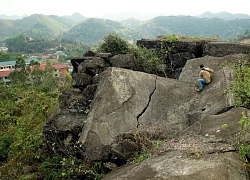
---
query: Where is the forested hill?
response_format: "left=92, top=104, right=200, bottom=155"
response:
left=139, top=16, right=250, bottom=40
left=0, top=14, right=78, bottom=40
left=198, top=11, right=250, bottom=20
left=62, top=18, right=140, bottom=45
left=1, top=13, right=250, bottom=44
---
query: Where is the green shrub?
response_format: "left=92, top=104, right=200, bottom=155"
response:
left=231, top=55, right=250, bottom=108
left=0, top=83, right=59, bottom=178
left=96, top=33, right=130, bottom=55
left=0, top=135, right=12, bottom=161
left=130, top=46, right=161, bottom=74
left=237, top=112, right=250, bottom=167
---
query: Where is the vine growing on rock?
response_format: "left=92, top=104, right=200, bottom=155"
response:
left=230, top=53, right=250, bottom=170
left=159, top=34, right=179, bottom=76
left=237, top=112, right=250, bottom=170
left=231, top=54, right=250, bottom=108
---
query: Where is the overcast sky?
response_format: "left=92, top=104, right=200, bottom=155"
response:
left=1, top=0, right=250, bottom=17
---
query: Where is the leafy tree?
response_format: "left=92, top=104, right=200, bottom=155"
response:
left=8, top=57, right=28, bottom=85
left=15, top=57, right=26, bottom=70
left=62, top=40, right=90, bottom=59
left=0, top=52, right=27, bottom=62
left=0, top=51, right=11, bottom=61
left=8, top=70, right=28, bottom=86
left=5, top=34, right=27, bottom=52
left=96, top=33, right=130, bottom=55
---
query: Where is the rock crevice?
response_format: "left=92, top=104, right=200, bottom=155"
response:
left=137, top=76, right=158, bottom=127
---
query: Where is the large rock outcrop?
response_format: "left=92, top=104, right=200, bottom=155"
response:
left=78, top=67, right=197, bottom=161
left=100, top=55, right=250, bottom=179
left=78, top=54, right=243, bottom=164
left=137, top=39, right=250, bottom=78
left=43, top=41, right=250, bottom=179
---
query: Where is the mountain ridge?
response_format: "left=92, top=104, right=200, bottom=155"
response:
left=197, top=11, right=250, bottom=20
left=1, top=11, right=250, bottom=21
left=0, top=12, right=250, bottom=45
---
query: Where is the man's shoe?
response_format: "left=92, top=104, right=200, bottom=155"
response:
left=196, top=88, right=203, bottom=92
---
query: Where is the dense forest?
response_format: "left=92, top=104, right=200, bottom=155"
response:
left=0, top=34, right=91, bottom=61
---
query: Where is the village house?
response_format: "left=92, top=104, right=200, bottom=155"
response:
left=0, top=59, right=68, bottom=84
left=0, top=58, right=39, bottom=71
left=0, top=47, right=8, bottom=52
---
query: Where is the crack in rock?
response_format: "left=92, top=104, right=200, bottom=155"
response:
left=215, top=106, right=234, bottom=115
left=136, top=76, right=158, bottom=127
left=107, top=90, right=136, bottom=115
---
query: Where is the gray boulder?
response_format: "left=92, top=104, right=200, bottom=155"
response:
left=43, top=109, right=86, bottom=155
left=102, top=151, right=247, bottom=180
left=71, top=72, right=92, bottom=89
left=78, top=54, right=239, bottom=162
left=110, top=54, right=137, bottom=69
left=203, top=42, right=250, bottom=57
left=102, top=107, right=249, bottom=179
left=78, top=57, right=110, bottom=76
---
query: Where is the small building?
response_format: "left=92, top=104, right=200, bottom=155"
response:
left=0, top=47, right=8, bottom=52
left=0, top=63, right=68, bottom=84
left=0, top=58, right=39, bottom=71
left=0, top=70, right=11, bottom=84
left=39, top=64, right=68, bottom=77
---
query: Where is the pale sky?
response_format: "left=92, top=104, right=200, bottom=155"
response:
left=1, top=0, right=250, bottom=17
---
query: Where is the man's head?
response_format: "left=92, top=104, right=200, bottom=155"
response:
left=200, top=64, right=204, bottom=69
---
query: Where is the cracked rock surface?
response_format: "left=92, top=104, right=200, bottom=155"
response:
left=78, top=54, right=250, bottom=179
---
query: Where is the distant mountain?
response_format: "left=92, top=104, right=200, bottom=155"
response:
left=62, top=18, right=141, bottom=45
left=138, top=15, right=250, bottom=40
left=0, top=14, right=23, bottom=20
left=0, top=19, right=14, bottom=39
left=120, top=18, right=142, bottom=31
left=0, top=14, right=75, bottom=40
left=98, top=12, right=167, bottom=21
left=63, top=12, right=87, bottom=24
left=197, top=11, right=250, bottom=20
left=1, top=12, right=250, bottom=44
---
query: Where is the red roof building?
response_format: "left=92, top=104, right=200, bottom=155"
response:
left=0, top=63, right=68, bottom=84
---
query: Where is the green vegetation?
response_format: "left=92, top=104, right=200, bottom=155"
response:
left=231, top=54, right=250, bottom=108
left=0, top=59, right=75, bottom=179
left=0, top=51, right=27, bottom=62
left=5, top=34, right=90, bottom=56
left=0, top=83, right=59, bottom=179
left=140, top=16, right=250, bottom=41
left=60, top=18, right=139, bottom=45
left=96, top=33, right=130, bottom=55
left=230, top=54, right=250, bottom=169
left=2, top=13, right=250, bottom=46
left=235, top=30, right=250, bottom=41
left=0, top=14, right=74, bottom=40
left=237, top=112, right=250, bottom=169
left=130, top=46, right=161, bottom=74
left=94, top=33, right=161, bottom=74
left=2, top=34, right=90, bottom=61
left=131, top=132, right=163, bottom=164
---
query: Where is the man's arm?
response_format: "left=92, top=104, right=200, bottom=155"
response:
left=205, top=67, right=214, bottom=73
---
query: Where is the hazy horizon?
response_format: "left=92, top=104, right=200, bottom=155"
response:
left=1, top=0, right=250, bottom=18
left=1, top=11, right=250, bottom=22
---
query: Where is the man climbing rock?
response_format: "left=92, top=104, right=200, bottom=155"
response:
left=196, top=64, right=214, bottom=92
